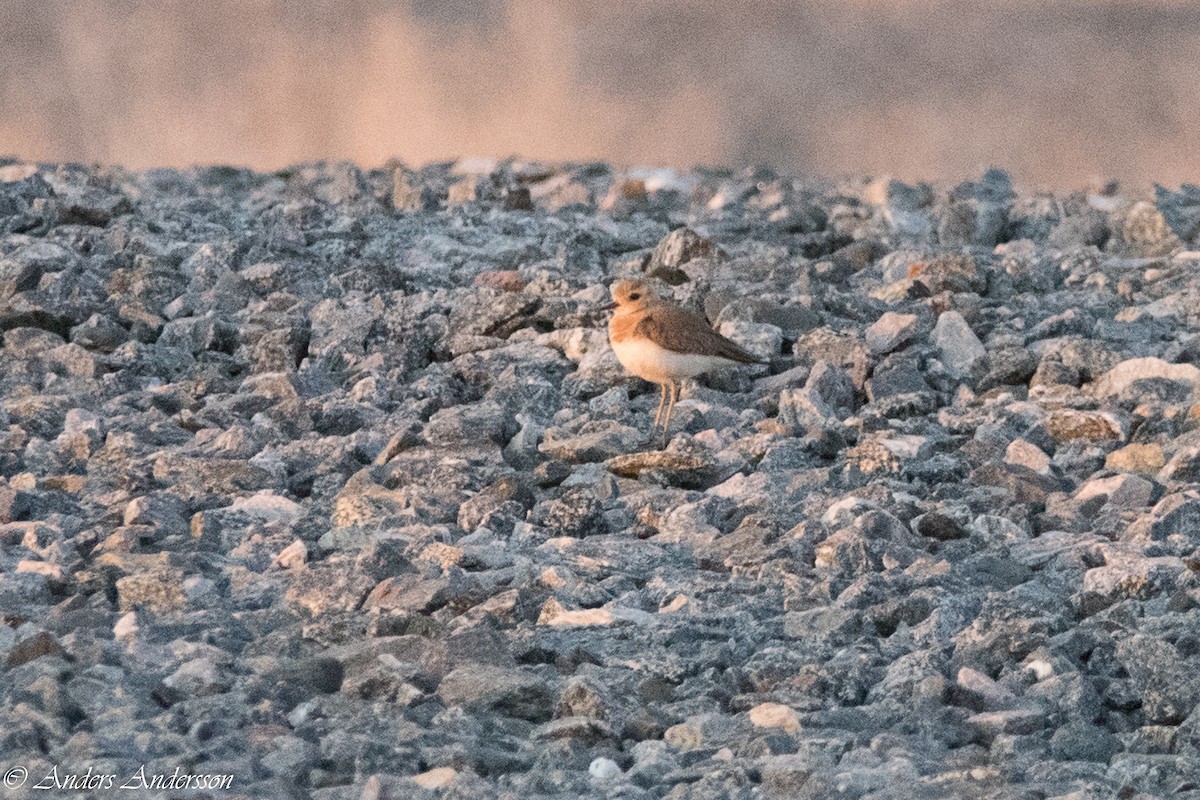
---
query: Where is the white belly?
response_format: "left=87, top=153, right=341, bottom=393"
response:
left=610, top=338, right=733, bottom=384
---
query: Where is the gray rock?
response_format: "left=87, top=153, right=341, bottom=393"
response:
left=436, top=664, right=556, bottom=722
left=1154, top=183, right=1200, bottom=243
left=864, top=360, right=934, bottom=413
left=883, top=179, right=935, bottom=240
left=865, top=312, right=919, bottom=355
left=1116, top=635, right=1199, bottom=724
left=644, top=227, right=722, bottom=283
left=530, top=487, right=607, bottom=538
left=1048, top=210, right=1109, bottom=250
left=1049, top=721, right=1120, bottom=763
left=933, top=311, right=986, bottom=380
left=794, top=329, right=873, bottom=390
left=540, top=421, right=643, bottom=462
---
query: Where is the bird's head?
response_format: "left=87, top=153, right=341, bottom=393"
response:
left=605, top=278, right=655, bottom=313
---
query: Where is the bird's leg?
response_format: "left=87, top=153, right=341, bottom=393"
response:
left=661, top=381, right=679, bottom=448
left=653, top=383, right=667, bottom=430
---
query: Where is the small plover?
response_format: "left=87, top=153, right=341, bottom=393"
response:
left=605, top=278, right=763, bottom=443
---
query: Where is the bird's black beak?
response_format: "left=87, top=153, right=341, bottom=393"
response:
left=599, top=301, right=617, bottom=312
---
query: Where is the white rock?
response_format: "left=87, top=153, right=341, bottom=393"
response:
left=113, top=611, right=139, bottom=641
left=16, top=560, right=64, bottom=581
left=821, top=496, right=878, bottom=526
left=411, top=767, right=457, bottom=789
left=230, top=490, right=301, bottom=522
left=749, top=702, right=801, bottom=733
left=968, top=515, right=1030, bottom=547
left=1084, top=554, right=1185, bottom=600
left=589, top=757, right=622, bottom=782
left=865, top=312, right=919, bottom=355
left=163, top=657, right=226, bottom=696
left=538, top=598, right=614, bottom=627
left=1025, top=658, right=1054, bottom=681
left=1005, top=439, right=1052, bottom=475
left=272, top=539, right=308, bottom=570
left=1074, top=474, right=1154, bottom=510
left=660, top=594, right=690, bottom=613
left=1092, top=357, right=1200, bottom=398
left=879, top=434, right=927, bottom=460
left=933, top=311, right=986, bottom=378
left=62, top=408, right=103, bottom=438
left=0, top=624, right=15, bottom=659
left=956, top=667, right=1017, bottom=710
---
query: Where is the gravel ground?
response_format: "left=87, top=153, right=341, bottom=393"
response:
left=2, top=158, right=1200, bottom=799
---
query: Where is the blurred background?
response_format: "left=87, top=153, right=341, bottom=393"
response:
left=2, top=0, right=1198, bottom=188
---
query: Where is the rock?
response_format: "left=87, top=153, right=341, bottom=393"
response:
left=537, top=599, right=614, bottom=628
left=1154, top=183, right=1200, bottom=243
left=392, top=167, right=440, bottom=210
left=474, top=270, right=526, bottom=293
left=882, top=179, right=935, bottom=240
left=794, top=329, right=873, bottom=390
left=1106, top=443, right=1165, bottom=476
left=540, top=421, right=643, bottom=462
left=604, top=450, right=715, bottom=483
left=1092, top=357, right=1200, bottom=399
left=1141, top=492, right=1200, bottom=544
left=589, top=757, right=622, bottom=782
left=748, top=703, right=801, bottom=733
left=864, top=360, right=934, bottom=414
left=1076, top=473, right=1155, bottom=510
left=436, top=665, right=555, bottom=722
left=978, top=347, right=1038, bottom=390
left=951, top=667, right=1018, bottom=711
left=761, top=754, right=821, bottom=799
left=1157, top=448, right=1200, bottom=484
left=779, top=361, right=856, bottom=431
left=967, top=709, right=1047, bottom=740
left=865, top=312, right=919, bottom=355
left=1116, top=200, right=1180, bottom=256
left=970, top=462, right=1064, bottom=505
left=284, top=561, right=377, bottom=615
left=1046, top=410, right=1125, bottom=443
left=424, top=401, right=517, bottom=447
left=5, top=631, right=66, bottom=668
left=717, top=320, right=782, bottom=362
left=272, top=539, right=308, bottom=570
left=457, top=474, right=535, bottom=534
left=1005, top=439, right=1052, bottom=475
left=933, top=311, right=986, bottom=380
left=908, top=253, right=983, bottom=294
left=1082, top=553, right=1184, bottom=605
left=162, top=657, right=229, bottom=697
left=1116, top=635, right=1200, bottom=724
left=530, top=487, right=607, bottom=537
left=914, top=511, right=968, bottom=541
left=116, top=569, right=186, bottom=613
left=411, top=767, right=458, bottom=789
left=644, top=227, right=721, bottom=283
left=1049, top=721, right=1120, bottom=763
left=1048, top=210, right=1109, bottom=249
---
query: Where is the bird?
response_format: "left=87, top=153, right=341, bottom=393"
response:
left=604, top=278, right=764, bottom=445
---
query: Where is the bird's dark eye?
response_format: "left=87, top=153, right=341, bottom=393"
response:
left=629, top=293, right=641, bottom=301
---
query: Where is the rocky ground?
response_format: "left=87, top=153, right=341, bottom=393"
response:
left=2, top=158, right=1200, bottom=799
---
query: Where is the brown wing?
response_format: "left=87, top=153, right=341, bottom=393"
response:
left=635, top=305, right=765, bottom=364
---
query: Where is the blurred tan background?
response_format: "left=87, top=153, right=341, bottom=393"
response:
left=2, top=0, right=1198, bottom=188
